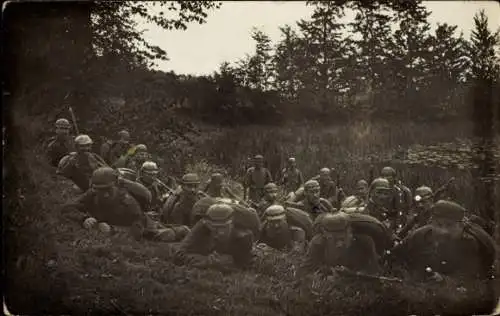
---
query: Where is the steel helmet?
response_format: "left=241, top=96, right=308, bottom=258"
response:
left=381, top=166, right=396, bottom=178
left=321, top=213, right=350, bottom=232
left=288, top=157, right=296, bottom=163
left=414, top=186, right=433, bottom=202
left=118, top=130, right=130, bottom=139
left=55, top=118, right=71, bottom=129
left=74, top=134, right=93, bottom=146
left=91, top=167, right=118, bottom=188
left=264, top=183, right=279, bottom=193
left=206, top=204, right=234, bottom=226
left=431, top=200, right=465, bottom=221
left=141, top=161, right=159, bottom=174
left=304, top=180, right=320, bottom=191
left=135, top=144, right=148, bottom=152
left=319, top=168, right=331, bottom=177
left=369, top=177, right=391, bottom=192
left=263, top=205, right=286, bottom=221
left=182, top=173, right=201, bottom=185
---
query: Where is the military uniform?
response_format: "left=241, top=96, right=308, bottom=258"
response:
left=161, top=173, right=205, bottom=226
left=174, top=204, right=255, bottom=268
left=391, top=200, right=496, bottom=281
left=258, top=205, right=306, bottom=251
left=280, top=167, right=304, bottom=194
left=301, top=213, right=380, bottom=274
left=46, top=136, right=74, bottom=167
left=244, top=166, right=272, bottom=203
left=57, top=151, right=107, bottom=191
left=61, top=167, right=189, bottom=242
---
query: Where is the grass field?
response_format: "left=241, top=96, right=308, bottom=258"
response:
left=4, top=113, right=499, bottom=315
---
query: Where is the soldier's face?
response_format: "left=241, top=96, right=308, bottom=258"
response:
left=356, top=185, right=368, bottom=197
left=265, top=219, right=287, bottom=235
left=93, top=185, right=117, bottom=200
left=55, top=127, right=70, bottom=136
left=207, top=221, right=233, bottom=242
left=77, top=144, right=92, bottom=153
left=382, top=175, right=395, bottom=186
left=324, top=228, right=352, bottom=249
left=305, top=187, right=320, bottom=203
left=135, top=152, right=148, bottom=161
left=372, top=188, right=392, bottom=206
left=254, top=160, right=263, bottom=168
left=264, top=190, right=278, bottom=202
left=141, top=172, right=156, bottom=184
left=415, top=197, right=432, bottom=210
left=182, top=183, right=198, bottom=195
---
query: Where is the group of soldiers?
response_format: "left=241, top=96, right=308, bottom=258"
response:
left=47, top=118, right=497, bottom=284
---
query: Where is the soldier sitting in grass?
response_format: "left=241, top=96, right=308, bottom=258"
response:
left=288, top=180, right=335, bottom=220
left=57, top=134, right=107, bottom=192
left=61, top=167, right=189, bottom=242
left=174, top=203, right=255, bottom=268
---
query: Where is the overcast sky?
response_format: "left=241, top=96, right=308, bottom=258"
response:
left=139, top=1, right=500, bottom=75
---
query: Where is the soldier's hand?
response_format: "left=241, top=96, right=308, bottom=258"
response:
left=83, top=217, right=98, bottom=230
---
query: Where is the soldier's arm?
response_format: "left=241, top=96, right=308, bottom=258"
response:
left=298, top=235, right=324, bottom=276
left=298, top=171, right=304, bottom=186
left=230, top=228, right=255, bottom=268
left=56, top=154, right=74, bottom=176
left=174, top=221, right=210, bottom=266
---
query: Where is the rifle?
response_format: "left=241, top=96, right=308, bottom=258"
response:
left=332, top=266, right=403, bottom=283
left=68, top=106, right=79, bottom=135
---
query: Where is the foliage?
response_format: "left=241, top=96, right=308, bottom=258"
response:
left=91, top=1, right=222, bottom=68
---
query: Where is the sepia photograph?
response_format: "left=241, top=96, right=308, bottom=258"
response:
left=3, top=1, right=500, bottom=315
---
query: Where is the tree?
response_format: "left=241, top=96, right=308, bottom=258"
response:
left=423, top=23, right=469, bottom=117
left=297, top=1, right=347, bottom=114
left=386, top=1, right=433, bottom=117
left=244, top=28, right=274, bottom=91
left=346, top=1, right=393, bottom=116
left=273, top=25, right=305, bottom=102
left=91, top=2, right=222, bottom=68
left=467, top=10, right=500, bottom=235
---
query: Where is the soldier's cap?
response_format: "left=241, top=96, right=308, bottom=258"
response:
left=135, top=144, right=148, bottom=152
left=369, top=177, right=391, bottom=191
left=55, top=118, right=71, bottom=128
left=264, top=183, right=279, bottom=192
left=321, top=213, right=350, bottom=232
left=431, top=200, right=465, bottom=221
left=181, top=173, right=200, bottom=185
left=264, top=205, right=286, bottom=221
left=74, top=134, right=93, bottom=146
left=91, top=167, right=118, bottom=188
left=381, top=166, right=396, bottom=177
left=304, top=180, right=320, bottom=190
left=206, top=203, right=234, bottom=227
left=254, top=154, right=264, bottom=160
left=415, top=186, right=433, bottom=201
left=141, top=161, right=159, bottom=173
